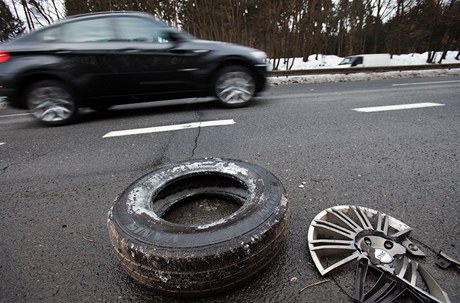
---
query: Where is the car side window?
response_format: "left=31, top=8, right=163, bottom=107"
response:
left=114, top=17, right=171, bottom=44
left=351, top=56, right=363, bottom=67
left=60, top=18, right=115, bottom=43
left=36, top=27, right=62, bottom=42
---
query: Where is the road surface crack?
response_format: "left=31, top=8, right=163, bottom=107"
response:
left=0, top=165, right=9, bottom=174
left=191, top=110, right=203, bottom=158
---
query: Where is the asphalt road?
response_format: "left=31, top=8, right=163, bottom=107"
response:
left=1, top=76, right=459, bottom=303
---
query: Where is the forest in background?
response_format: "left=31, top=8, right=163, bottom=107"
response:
left=1, top=0, right=459, bottom=68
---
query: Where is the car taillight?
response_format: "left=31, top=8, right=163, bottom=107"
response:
left=0, top=51, right=10, bottom=63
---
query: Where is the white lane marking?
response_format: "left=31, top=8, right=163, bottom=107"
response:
left=353, top=102, right=445, bottom=113
left=103, top=119, right=236, bottom=138
left=0, top=113, right=32, bottom=118
left=0, top=142, right=5, bottom=146
left=392, top=80, right=460, bottom=87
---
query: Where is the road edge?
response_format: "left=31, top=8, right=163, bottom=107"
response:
left=269, top=68, right=460, bottom=85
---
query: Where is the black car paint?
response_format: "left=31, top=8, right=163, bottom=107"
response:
left=0, top=12, right=268, bottom=109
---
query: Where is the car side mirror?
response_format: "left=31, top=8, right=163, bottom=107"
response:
left=167, top=31, right=185, bottom=43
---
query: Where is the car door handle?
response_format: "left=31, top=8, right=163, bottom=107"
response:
left=121, top=49, right=141, bottom=53
left=56, top=50, right=72, bottom=54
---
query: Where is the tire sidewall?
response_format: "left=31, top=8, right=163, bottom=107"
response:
left=110, top=159, right=287, bottom=251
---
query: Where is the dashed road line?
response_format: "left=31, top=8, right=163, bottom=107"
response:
left=103, top=119, right=236, bottom=138
left=353, top=102, right=445, bottom=113
left=0, top=142, right=5, bottom=146
left=0, top=113, right=32, bottom=118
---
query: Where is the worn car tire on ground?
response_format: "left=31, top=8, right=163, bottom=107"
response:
left=25, top=80, right=78, bottom=126
left=107, top=159, right=290, bottom=296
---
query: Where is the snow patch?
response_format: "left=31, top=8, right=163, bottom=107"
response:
left=272, top=51, right=459, bottom=71
left=126, top=186, right=160, bottom=219
left=269, top=69, right=460, bottom=86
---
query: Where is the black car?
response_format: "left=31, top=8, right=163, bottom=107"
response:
left=0, top=11, right=269, bottom=125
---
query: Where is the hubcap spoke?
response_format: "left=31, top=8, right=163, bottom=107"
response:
left=216, top=71, right=255, bottom=104
left=308, top=206, right=450, bottom=303
left=28, top=86, right=74, bottom=122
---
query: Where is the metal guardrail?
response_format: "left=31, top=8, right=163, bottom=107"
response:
left=269, top=63, right=460, bottom=77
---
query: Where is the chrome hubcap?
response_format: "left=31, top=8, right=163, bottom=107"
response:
left=216, top=71, right=255, bottom=104
left=28, top=86, right=74, bottom=122
left=308, top=205, right=451, bottom=303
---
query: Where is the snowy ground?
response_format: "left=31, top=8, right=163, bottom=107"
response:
left=269, top=51, right=460, bottom=85
left=269, top=68, right=460, bottom=85
left=272, top=51, right=459, bottom=70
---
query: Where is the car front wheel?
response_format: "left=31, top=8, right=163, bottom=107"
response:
left=214, top=66, right=256, bottom=107
left=25, top=80, right=78, bottom=126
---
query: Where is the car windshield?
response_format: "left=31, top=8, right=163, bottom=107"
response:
left=339, top=57, right=354, bottom=65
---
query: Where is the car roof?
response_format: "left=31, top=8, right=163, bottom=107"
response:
left=59, top=11, right=162, bottom=27
left=66, top=11, right=153, bottom=21
left=5, top=11, right=166, bottom=44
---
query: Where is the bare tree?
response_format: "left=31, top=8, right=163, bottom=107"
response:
left=438, top=0, right=460, bottom=62
left=6, top=0, right=64, bottom=30
left=6, top=0, right=456, bottom=62
left=0, top=0, right=25, bottom=41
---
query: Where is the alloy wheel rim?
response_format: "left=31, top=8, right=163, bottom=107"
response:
left=28, top=86, right=74, bottom=122
left=308, top=205, right=451, bottom=303
left=216, top=71, right=255, bottom=104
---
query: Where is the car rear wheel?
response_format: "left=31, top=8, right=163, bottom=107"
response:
left=25, top=80, right=78, bottom=126
left=214, top=66, right=256, bottom=107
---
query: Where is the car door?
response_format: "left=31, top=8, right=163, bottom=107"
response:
left=108, top=16, right=206, bottom=97
left=47, top=17, right=120, bottom=99
left=28, top=18, right=115, bottom=98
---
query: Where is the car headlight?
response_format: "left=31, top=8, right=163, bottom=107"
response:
left=250, top=51, right=268, bottom=62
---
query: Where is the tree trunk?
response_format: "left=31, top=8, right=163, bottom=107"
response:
left=426, top=51, right=436, bottom=63
left=438, top=50, right=447, bottom=63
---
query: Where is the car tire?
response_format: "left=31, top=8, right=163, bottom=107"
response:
left=214, top=66, right=256, bottom=108
left=25, top=80, right=78, bottom=126
left=107, top=159, right=290, bottom=297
